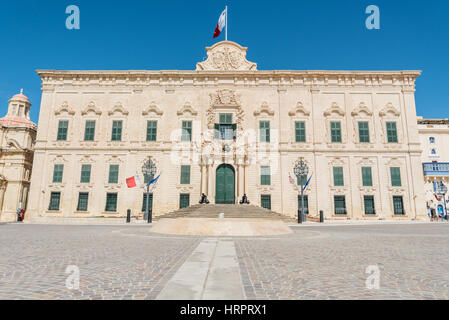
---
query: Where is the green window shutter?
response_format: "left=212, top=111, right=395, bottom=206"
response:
left=108, top=165, right=119, bottom=184
left=362, top=167, right=373, bottom=187
left=219, top=113, right=232, bottom=124
left=333, top=167, right=344, bottom=186
left=142, top=193, right=154, bottom=212
left=261, top=166, right=271, bottom=186
left=77, top=193, right=89, bottom=211
left=105, top=193, right=118, bottom=212
left=386, top=122, right=398, bottom=143
left=364, top=196, right=375, bottom=215
left=57, top=120, right=69, bottom=141
left=111, top=121, right=123, bottom=141
left=358, top=121, right=370, bottom=143
left=214, top=123, right=220, bottom=140
left=232, top=124, right=237, bottom=140
left=80, top=164, right=91, bottom=183
left=180, top=194, right=190, bottom=209
left=295, top=121, right=306, bottom=143
left=146, top=121, right=158, bottom=141
left=330, top=121, right=342, bottom=143
left=181, top=165, right=191, bottom=184
left=261, top=195, right=271, bottom=210
left=182, top=121, right=192, bottom=142
left=49, top=192, right=61, bottom=211
left=393, top=196, right=404, bottom=215
left=334, top=196, right=347, bottom=215
left=298, top=195, right=309, bottom=215
left=53, top=164, right=64, bottom=183
left=391, top=167, right=402, bottom=187
left=296, top=174, right=308, bottom=186
left=84, top=121, right=96, bottom=141
left=260, top=121, right=270, bottom=142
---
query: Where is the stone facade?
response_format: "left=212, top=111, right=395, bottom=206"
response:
left=418, top=117, right=449, bottom=217
left=0, top=90, right=37, bottom=222
left=26, top=41, right=427, bottom=221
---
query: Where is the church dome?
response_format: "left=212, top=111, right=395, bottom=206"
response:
left=9, top=89, right=30, bottom=104
left=0, top=89, right=36, bottom=129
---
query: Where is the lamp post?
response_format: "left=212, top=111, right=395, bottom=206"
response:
left=294, top=159, right=309, bottom=224
left=437, top=182, right=448, bottom=221
left=142, top=159, right=157, bottom=223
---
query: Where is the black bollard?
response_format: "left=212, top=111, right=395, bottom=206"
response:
left=320, top=210, right=324, bottom=223
left=148, top=209, right=152, bottom=224
left=126, top=209, right=131, bottom=223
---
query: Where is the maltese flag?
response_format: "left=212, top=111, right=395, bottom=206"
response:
left=126, top=175, right=142, bottom=188
left=213, top=8, right=227, bottom=39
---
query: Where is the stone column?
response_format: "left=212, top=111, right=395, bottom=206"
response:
left=200, top=164, right=207, bottom=195
left=208, top=164, right=214, bottom=201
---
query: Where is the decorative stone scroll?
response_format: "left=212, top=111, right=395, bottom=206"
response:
left=196, top=41, right=257, bottom=71
left=54, top=102, right=75, bottom=116
left=254, top=102, right=275, bottom=117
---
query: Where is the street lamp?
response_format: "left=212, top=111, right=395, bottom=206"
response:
left=437, top=182, right=448, bottom=221
left=294, top=159, right=309, bottom=224
left=142, top=159, right=157, bottom=223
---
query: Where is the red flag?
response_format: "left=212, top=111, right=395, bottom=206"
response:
left=213, top=8, right=227, bottom=39
left=126, top=176, right=137, bottom=188
left=435, top=194, right=440, bottom=201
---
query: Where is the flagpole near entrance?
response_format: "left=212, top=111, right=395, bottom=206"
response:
left=225, top=5, right=228, bottom=41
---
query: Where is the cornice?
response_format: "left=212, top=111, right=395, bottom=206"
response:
left=36, top=70, right=420, bottom=92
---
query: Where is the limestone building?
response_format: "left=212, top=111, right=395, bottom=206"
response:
left=27, top=41, right=427, bottom=221
left=0, top=90, right=37, bottom=222
left=418, top=117, right=449, bottom=217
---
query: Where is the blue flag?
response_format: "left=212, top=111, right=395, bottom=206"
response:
left=302, top=174, right=313, bottom=192
left=147, top=174, right=161, bottom=187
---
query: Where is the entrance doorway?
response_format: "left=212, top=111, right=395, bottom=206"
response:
left=215, top=164, right=235, bottom=204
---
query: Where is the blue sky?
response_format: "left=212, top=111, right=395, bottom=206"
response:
left=0, top=0, right=448, bottom=124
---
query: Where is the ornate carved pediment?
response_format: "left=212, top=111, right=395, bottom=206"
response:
left=177, top=102, right=198, bottom=116
left=324, top=102, right=345, bottom=117
left=108, top=102, right=129, bottom=116
left=254, top=102, right=275, bottom=117
left=289, top=101, right=310, bottom=117
left=196, top=41, right=257, bottom=71
left=351, top=102, right=373, bottom=117
left=54, top=102, right=75, bottom=116
left=6, top=138, right=24, bottom=151
left=210, top=89, right=241, bottom=107
left=82, top=101, right=102, bottom=116
left=207, top=89, right=244, bottom=130
left=379, top=103, right=400, bottom=117
left=143, top=102, right=163, bottom=116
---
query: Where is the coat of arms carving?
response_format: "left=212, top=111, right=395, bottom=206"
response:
left=197, top=41, right=257, bottom=71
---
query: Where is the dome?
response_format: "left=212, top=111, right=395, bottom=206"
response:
left=9, top=89, right=30, bottom=104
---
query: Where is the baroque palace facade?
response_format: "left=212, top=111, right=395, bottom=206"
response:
left=26, top=41, right=427, bottom=221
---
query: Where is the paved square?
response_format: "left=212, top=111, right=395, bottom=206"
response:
left=0, top=223, right=448, bottom=300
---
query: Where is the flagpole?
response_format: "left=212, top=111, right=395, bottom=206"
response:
left=225, top=5, right=228, bottom=41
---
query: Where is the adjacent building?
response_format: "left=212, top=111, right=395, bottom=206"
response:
left=418, top=117, right=449, bottom=217
left=26, top=41, right=427, bottom=221
left=0, top=90, right=37, bottom=222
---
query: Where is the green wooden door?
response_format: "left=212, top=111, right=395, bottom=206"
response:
left=216, top=165, right=235, bottom=204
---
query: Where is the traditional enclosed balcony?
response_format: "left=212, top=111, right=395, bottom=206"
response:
left=423, top=163, right=449, bottom=177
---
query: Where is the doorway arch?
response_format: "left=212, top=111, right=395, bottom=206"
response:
left=215, top=164, right=235, bottom=204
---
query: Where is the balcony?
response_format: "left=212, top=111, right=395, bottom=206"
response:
left=423, top=163, right=449, bottom=176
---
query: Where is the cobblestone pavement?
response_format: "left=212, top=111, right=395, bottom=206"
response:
left=0, top=225, right=200, bottom=300
left=235, top=224, right=449, bottom=300
left=1, top=223, right=449, bottom=300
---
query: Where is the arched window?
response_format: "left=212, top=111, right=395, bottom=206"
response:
left=429, top=137, right=435, bottom=144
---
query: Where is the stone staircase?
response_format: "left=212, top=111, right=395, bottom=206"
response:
left=154, top=204, right=295, bottom=222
